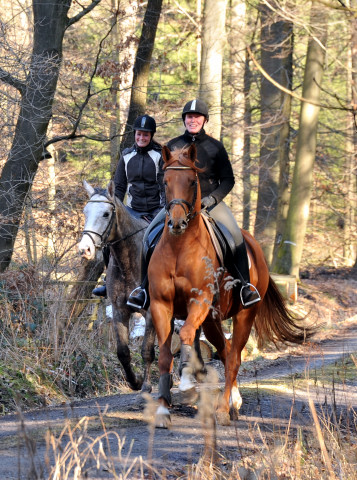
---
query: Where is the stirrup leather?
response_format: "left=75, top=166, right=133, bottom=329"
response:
left=126, top=286, right=147, bottom=309
left=240, top=283, right=261, bottom=307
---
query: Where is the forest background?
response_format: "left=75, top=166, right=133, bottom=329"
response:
left=0, top=0, right=356, bottom=409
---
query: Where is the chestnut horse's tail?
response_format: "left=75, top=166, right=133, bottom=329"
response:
left=254, top=276, right=314, bottom=349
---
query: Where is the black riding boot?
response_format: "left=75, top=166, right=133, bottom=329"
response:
left=127, top=254, right=149, bottom=311
left=127, top=220, right=165, bottom=311
left=92, top=245, right=110, bottom=298
left=126, top=276, right=149, bottom=311
left=233, top=239, right=261, bottom=309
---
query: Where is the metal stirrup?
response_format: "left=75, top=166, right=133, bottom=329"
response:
left=126, top=287, right=147, bottom=309
left=240, top=283, right=261, bottom=307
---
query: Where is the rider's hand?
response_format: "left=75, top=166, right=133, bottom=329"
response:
left=201, top=195, right=216, bottom=209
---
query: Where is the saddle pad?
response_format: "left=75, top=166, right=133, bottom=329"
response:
left=201, top=213, right=224, bottom=267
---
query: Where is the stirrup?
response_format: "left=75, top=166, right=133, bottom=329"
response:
left=126, top=286, right=148, bottom=310
left=240, top=283, right=261, bottom=308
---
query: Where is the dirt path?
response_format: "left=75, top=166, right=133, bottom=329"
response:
left=0, top=318, right=356, bottom=479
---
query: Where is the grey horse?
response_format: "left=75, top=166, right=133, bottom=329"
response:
left=78, top=180, right=155, bottom=392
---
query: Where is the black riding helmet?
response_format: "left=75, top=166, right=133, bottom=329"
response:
left=133, top=115, right=157, bottom=134
left=182, top=99, right=209, bottom=122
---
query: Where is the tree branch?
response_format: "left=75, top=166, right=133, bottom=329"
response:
left=0, top=67, right=26, bottom=94
left=67, top=0, right=103, bottom=28
left=247, top=46, right=352, bottom=112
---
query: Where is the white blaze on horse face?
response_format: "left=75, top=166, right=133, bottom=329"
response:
left=78, top=194, right=114, bottom=260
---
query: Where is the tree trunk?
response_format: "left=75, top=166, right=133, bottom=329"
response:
left=242, top=48, right=253, bottom=231
left=273, top=2, right=328, bottom=277
left=254, top=2, right=293, bottom=265
left=347, top=0, right=357, bottom=268
left=199, top=0, right=227, bottom=139
left=120, top=0, right=163, bottom=151
left=227, top=0, right=247, bottom=224
left=0, top=0, right=101, bottom=272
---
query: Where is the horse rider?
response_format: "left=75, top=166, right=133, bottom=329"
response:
left=92, top=114, right=164, bottom=297
left=126, top=99, right=261, bottom=310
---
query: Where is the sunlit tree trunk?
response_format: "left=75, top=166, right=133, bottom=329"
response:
left=227, top=0, right=246, bottom=224
left=347, top=0, right=357, bottom=268
left=274, top=2, right=328, bottom=277
left=199, top=0, right=227, bottom=139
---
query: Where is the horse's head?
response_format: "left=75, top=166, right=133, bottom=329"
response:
left=162, top=144, right=202, bottom=235
left=78, top=180, right=116, bottom=260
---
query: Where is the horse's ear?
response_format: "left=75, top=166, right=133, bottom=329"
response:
left=187, top=144, right=197, bottom=163
left=162, top=145, right=172, bottom=164
left=83, top=179, right=95, bottom=198
left=107, top=180, right=115, bottom=200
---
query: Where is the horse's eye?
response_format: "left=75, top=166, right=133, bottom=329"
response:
left=103, top=212, right=110, bottom=218
left=191, top=180, right=196, bottom=186
left=164, top=181, right=168, bottom=187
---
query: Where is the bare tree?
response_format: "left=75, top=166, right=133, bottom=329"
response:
left=199, top=0, right=227, bottom=139
left=274, top=3, right=328, bottom=277
left=120, top=0, right=163, bottom=151
left=0, top=0, right=102, bottom=272
left=254, top=1, right=293, bottom=266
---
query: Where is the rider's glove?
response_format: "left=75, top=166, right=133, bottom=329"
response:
left=201, top=195, right=216, bottom=209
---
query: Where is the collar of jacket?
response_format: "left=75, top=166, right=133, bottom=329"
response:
left=183, top=128, right=206, bottom=143
left=135, top=141, right=154, bottom=154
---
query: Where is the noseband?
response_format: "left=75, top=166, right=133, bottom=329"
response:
left=82, top=197, right=116, bottom=248
left=165, top=166, right=198, bottom=223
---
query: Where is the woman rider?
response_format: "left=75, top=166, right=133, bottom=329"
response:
left=126, top=99, right=261, bottom=309
left=92, top=114, right=164, bottom=297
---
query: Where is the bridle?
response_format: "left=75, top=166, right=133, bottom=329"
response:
left=81, top=198, right=116, bottom=248
left=165, top=166, right=199, bottom=223
left=81, top=196, right=147, bottom=249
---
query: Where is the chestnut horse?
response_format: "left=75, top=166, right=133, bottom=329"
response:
left=148, top=145, right=313, bottom=427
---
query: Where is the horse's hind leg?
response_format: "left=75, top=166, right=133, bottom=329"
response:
left=140, top=310, right=156, bottom=393
left=217, top=309, right=257, bottom=425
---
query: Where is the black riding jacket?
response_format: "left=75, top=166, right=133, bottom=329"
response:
left=114, top=141, right=165, bottom=213
left=167, top=129, right=235, bottom=204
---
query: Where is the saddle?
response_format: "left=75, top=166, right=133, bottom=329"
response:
left=143, top=213, right=238, bottom=278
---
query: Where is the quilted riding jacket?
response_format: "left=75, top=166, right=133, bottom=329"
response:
left=166, top=129, right=235, bottom=204
left=114, top=141, right=165, bottom=213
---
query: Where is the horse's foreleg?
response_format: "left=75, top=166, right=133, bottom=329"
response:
left=140, top=310, right=156, bottom=394
left=112, top=308, right=143, bottom=391
left=178, top=303, right=211, bottom=404
left=150, top=300, right=174, bottom=428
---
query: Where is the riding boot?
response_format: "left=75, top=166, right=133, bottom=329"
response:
left=126, top=256, right=149, bottom=311
left=92, top=245, right=110, bottom=298
left=126, top=219, right=165, bottom=311
left=233, top=239, right=261, bottom=309
left=92, top=283, right=107, bottom=297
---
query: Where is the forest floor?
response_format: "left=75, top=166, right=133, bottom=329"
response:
left=0, top=268, right=356, bottom=479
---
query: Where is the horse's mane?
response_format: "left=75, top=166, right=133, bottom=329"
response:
left=164, top=147, right=204, bottom=173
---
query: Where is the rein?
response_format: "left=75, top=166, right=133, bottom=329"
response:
left=165, top=166, right=199, bottom=222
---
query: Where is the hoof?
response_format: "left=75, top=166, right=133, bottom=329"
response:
left=140, top=382, right=152, bottom=394
left=155, top=405, right=171, bottom=429
left=179, top=386, right=198, bottom=405
left=216, top=410, right=231, bottom=426
left=129, top=376, right=143, bottom=391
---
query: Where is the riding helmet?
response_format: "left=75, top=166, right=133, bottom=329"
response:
left=182, top=99, right=209, bottom=121
left=133, top=115, right=156, bottom=133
